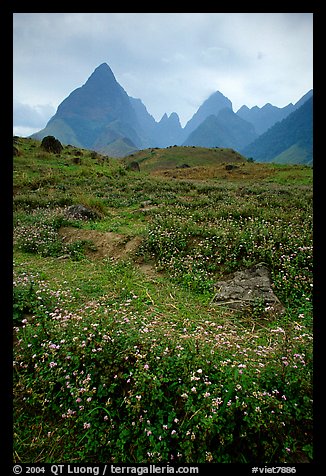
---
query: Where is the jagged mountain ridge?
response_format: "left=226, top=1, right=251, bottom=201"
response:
left=241, top=96, right=313, bottom=165
left=237, top=89, right=313, bottom=136
left=183, top=108, right=258, bottom=150
left=31, top=62, right=312, bottom=160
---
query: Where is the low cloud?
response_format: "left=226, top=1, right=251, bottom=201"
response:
left=13, top=13, right=313, bottom=131
left=13, top=101, right=55, bottom=136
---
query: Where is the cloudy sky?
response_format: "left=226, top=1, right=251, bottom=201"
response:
left=13, top=12, right=313, bottom=136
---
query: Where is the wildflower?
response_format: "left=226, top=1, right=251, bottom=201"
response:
left=171, top=430, right=176, bottom=435
left=144, top=364, right=149, bottom=370
left=49, top=362, right=57, bottom=368
left=49, top=343, right=60, bottom=350
left=206, top=452, right=213, bottom=462
left=136, top=395, right=142, bottom=400
left=191, top=387, right=197, bottom=393
left=270, top=327, right=285, bottom=334
left=83, top=422, right=91, bottom=429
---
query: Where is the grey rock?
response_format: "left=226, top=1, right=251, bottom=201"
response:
left=65, top=204, right=99, bottom=220
left=212, top=263, right=284, bottom=312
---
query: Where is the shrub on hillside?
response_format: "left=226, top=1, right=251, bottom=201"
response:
left=41, top=136, right=63, bottom=154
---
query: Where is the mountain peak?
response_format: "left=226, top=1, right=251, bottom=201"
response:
left=85, top=62, right=117, bottom=87
left=97, top=62, right=111, bottom=70
left=183, top=90, right=233, bottom=136
left=204, top=91, right=233, bottom=111
left=159, top=113, right=169, bottom=123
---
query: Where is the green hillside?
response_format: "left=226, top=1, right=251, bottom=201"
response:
left=96, top=137, right=139, bottom=157
left=13, top=137, right=313, bottom=464
left=123, top=145, right=247, bottom=171
left=272, top=144, right=312, bottom=165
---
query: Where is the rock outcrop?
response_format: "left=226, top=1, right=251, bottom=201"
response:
left=213, top=263, right=284, bottom=313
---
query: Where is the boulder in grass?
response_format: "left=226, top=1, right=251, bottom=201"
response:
left=212, top=263, right=284, bottom=313
left=65, top=204, right=99, bottom=220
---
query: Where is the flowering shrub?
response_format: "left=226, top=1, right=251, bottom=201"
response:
left=142, top=185, right=312, bottom=304
left=14, top=208, right=96, bottom=260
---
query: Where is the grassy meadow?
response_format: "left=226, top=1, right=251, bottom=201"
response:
left=13, top=138, right=313, bottom=464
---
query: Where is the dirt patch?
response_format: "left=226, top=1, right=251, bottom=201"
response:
left=59, top=227, right=142, bottom=260
left=137, top=262, right=164, bottom=280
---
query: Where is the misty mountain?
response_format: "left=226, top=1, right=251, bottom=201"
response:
left=153, top=112, right=183, bottom=147
left=128, top=99, right=183, bottom=147
left=236, top=89, right=313, bottom=135
left=182, top=91, right=233, bottom=141
left=32, top=63, right=184, bottom=155
left=241, top=96, right=313, bottom=164
left=32, top=63, right=146, bottom=156
left=30, top=62, right=312, bottom=160
left=183, top=108, right=257, bottom=149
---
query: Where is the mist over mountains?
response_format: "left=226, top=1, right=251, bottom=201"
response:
left=31, top=62, right=313, bottom=163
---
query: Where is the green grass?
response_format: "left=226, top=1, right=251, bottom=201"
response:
left=123, top=145, right=247, bottom=172
left=13, top=137, right=313, bottom=464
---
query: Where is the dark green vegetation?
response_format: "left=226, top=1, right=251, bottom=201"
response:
left=13, top=138, right=313, bottom=464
